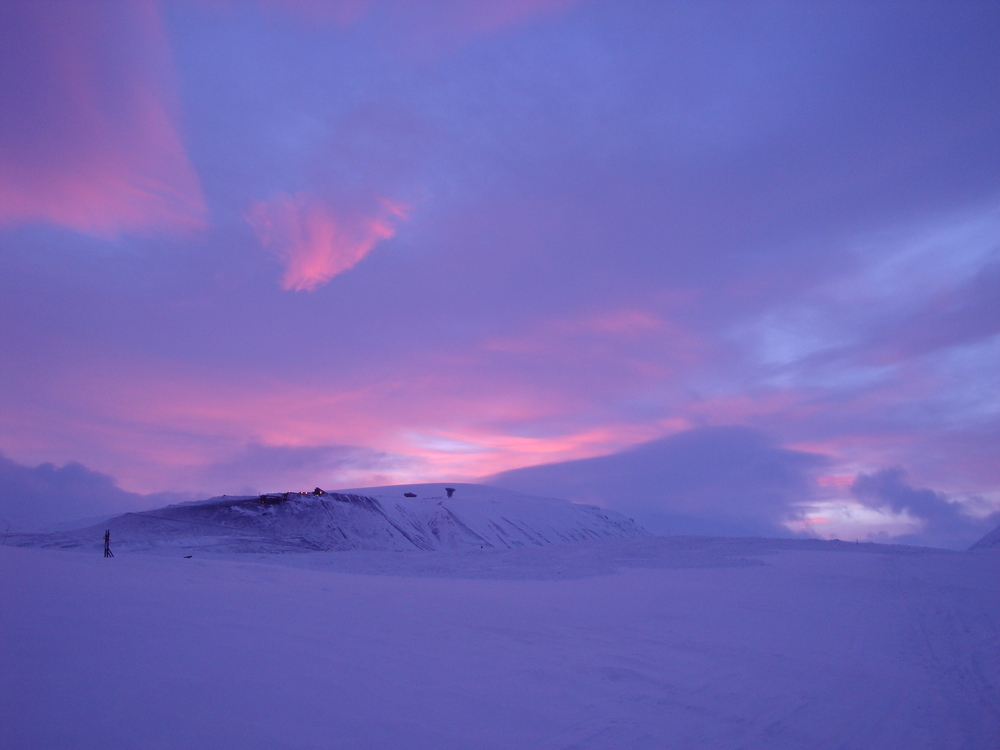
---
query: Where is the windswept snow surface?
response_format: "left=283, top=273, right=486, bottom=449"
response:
left=8, top=483, right=644, bottom=555
left=2, top=537, right=999, bottom=749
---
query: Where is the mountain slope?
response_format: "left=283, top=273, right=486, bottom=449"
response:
left=10, top=483, right=645, bottom=554
left=970, top=521, right=1000, bottom=549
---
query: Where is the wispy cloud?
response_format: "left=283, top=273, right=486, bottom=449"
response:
left=3, top=2, right=999, bottom=547
left=245, top=193, right=409, bottom=291
left=0, top=1, right=205, bottom=236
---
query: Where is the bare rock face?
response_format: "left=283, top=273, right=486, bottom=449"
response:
left=10, top=483, right=647, bottom=555
left=969, top=522, right=1000, bottom=550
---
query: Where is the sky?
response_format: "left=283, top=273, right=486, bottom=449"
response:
left=1, top=0, right=998, bottom=545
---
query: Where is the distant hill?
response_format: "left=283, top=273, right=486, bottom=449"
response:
left=969, top=522, right=1000, bottom=550
left=9, top=483, right=646, bottom=555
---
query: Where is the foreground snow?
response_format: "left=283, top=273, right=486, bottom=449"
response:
left=2, top=537, right=998, bottom=749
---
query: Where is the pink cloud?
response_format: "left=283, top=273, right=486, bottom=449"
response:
left=582, top=310, right=663, bottom=335
left=484, top=309, right=679, bottom=349
left=245, top=193, right=409, bottom=291
left=0, top=1, right=206, bottom=236
left=14, top=330, right=995, bottom=506
left=1, top=348, right=669, bottom=492
left=480, top=308, right=708, bottom=390
left=816, top=475, right=855, bottom=488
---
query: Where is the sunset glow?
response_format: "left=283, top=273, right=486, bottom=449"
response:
left=1, top=0, right=998, bottom=548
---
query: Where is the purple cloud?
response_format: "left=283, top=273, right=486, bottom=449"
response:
left=0, top=453, right=198, bottom=531
left=245, top=193, right=409, bottom=290
left=0, top=1, right=998, bottom=544
left=852, top=468, right=999, bottom=549
left=487, top=427, right=828, bottom=537
left=0, top=1, right=205, bottom=236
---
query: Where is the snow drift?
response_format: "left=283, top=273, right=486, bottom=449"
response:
left=9, top=483, right=645, bottom=554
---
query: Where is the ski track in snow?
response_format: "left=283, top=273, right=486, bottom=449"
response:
left=2, top=537, right=999, bottom=750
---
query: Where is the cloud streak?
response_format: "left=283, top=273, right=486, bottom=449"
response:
left=193, top=442, right=403, bottom=494
left=0, top=1, right=205, bottom=236
left=2, top=2, right=999, bottom=547
left=246, top=193, right=408, bottom=291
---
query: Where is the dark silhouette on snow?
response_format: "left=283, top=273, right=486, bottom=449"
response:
left=258, top=493, right=290, bottom=504
left=103, top=529, right=113, bottom=558
left=446, top=487, right=456, bottom=498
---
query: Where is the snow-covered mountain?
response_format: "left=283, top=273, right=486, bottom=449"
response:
left=970, top=521, right=1000, bottom=549
left=10, top=483, right=645, bottom=554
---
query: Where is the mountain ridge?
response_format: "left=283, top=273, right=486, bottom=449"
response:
left=10, top=483, right=646, bottom=555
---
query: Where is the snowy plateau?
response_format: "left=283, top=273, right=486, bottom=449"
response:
left=8, top=483, right=646, bottom=555
left=2, top=483, right=1000, bottom=749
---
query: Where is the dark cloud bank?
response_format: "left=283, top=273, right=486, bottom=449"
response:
left=487, top=427, right=998, bottom=549
left=0, top=453, right=198, bottom=532
left=487, top=427, right=825, bottom=538
left=852, top=467, right=999, bottom=550
left=0, top=443, right=393, bottom=531
left=3, top=431, right=996, bottom=549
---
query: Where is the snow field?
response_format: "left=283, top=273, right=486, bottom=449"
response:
left=1, top=539, right=998, bottom=749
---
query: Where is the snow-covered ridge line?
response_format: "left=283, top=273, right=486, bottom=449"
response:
left=970, top=521, right=1000, bottom=550
left=10, top=483, right=647, bottom=555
